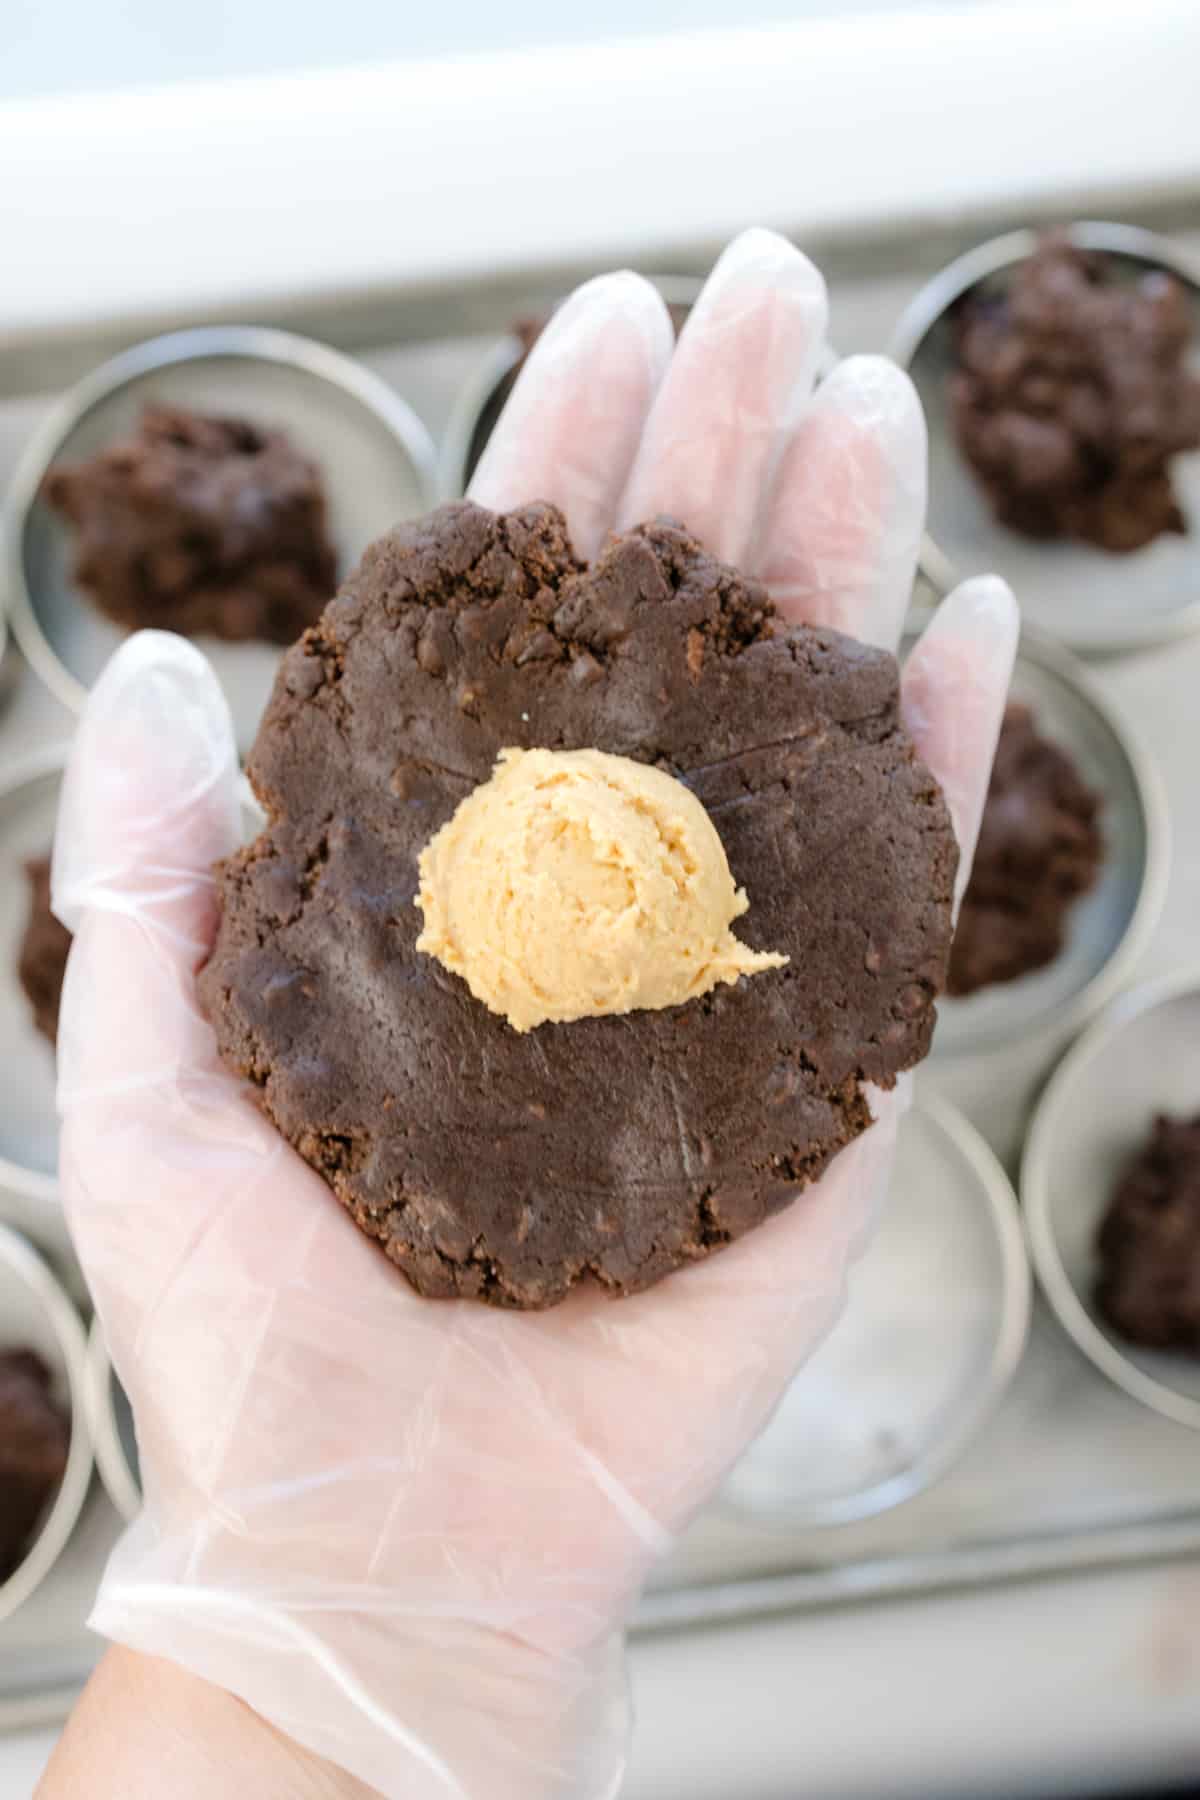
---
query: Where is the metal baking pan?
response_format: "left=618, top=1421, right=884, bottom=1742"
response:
left=720, top=1096, right=1030, bottom=1529
left=0, top=746, right=66, bottom=1206
left=0, top=1226, right=93, bottom=1630
left=1, top=203, right=1199, bottom=1725
left=85, top=1320, right=140, bottom=1526
left=926, top=623, right=1168, bottom=1064
left=2, top=327, right=439, bottom=750
left=1024, top=965, right=1200, bottom=1433
left=890, top=221, right=1200, bottom=656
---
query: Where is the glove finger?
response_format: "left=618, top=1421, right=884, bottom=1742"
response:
left=54, top=629, right=241, bottom=1107
left=901, top=575, right=1019, bottom=908
left=615, top=228, right=828, bottom=562
left=753, top=355, right=926, bottom=651
left=468, top=271, right=674, bottom=562
left=53, top=630, right=240, bottom=953
left=51, top=631, right=269, bottom=1340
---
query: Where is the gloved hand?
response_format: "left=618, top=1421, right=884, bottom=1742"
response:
left=53, top=229, right=1016, bottom=1800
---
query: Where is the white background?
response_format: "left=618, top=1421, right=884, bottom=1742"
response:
left=6, top=0, right=1031, bottom=100
left=3, top=3, right=1200, bottom=345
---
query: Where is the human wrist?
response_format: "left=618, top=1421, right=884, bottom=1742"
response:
left=88, top=1550, right=632, bottom=1800
left=39, top=1647, right=377, bottom=1800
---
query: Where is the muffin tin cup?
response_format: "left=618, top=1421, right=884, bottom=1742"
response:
left=0, top=743, right=69, bottom=1205
left=439, top=330, right=543, bottom=504
left=1023, top=966, right=1200, bottom=1432
left=721, top=1095, right=1031, bottom=1530
left=2, top=326, right=439, bottom=747
left=439, top=274, right=705, bottom=501
left=0, top=1223, right=93, bottom=1625
left=85, top=1319, right=140, bottom=1525
left=890, top=222, right=1200, bottom=656
left=919, top=621, right=1169, bottom=1063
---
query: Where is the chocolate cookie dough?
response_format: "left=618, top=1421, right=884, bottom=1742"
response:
left=948, top=703, right=1103, bottom=997
left=201, top=501, right=958, bottom=1308
left=1095, top=1113, right=1200, bottom=1354
left=44, top=405, right=337, bottom=645
left=0, top=1348, right=69, bottom=1580
left=951, top=234, right=1200, bottom=552
left=17, top=857, right=72, bottom=1046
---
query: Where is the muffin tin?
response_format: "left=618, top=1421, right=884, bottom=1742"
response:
left=924, top=624, right=1168, bottom=1061
left=2, top=208, right=1200, bottom=1709
left=722, top=1096, right=1029, bottom=1527
left=2, top=327, right=439, bottom=749
left=0, top=747, right=67, bottom=1208
left=85, top=1322, right=139, bottom=1525
left=891, top=222, right=1200, bottom=655
left=1024, top=967, right=1200, bottom=1431
left=0, top=1225, right=92, bottom=1628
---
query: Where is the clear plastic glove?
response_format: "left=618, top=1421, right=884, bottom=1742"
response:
left=53, top=229, right=1017, bottom=1800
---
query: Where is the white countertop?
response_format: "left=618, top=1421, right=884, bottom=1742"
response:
left=0, top=0, right=1011, bottom=101
left=8, top=1559, right=1200, bottom=1797
left=3, top=2, right=1200, bottom=345
left=625, top=1561, right=1200, bottom=1799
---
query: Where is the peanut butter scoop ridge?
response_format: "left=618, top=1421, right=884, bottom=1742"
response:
left=415, top=746, right=786, bottom=1032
